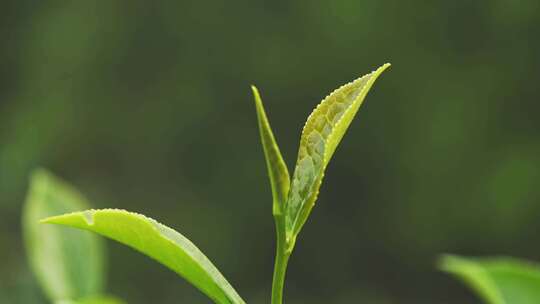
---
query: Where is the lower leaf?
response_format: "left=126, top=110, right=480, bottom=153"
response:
left=439, top=254, right=540, bottom=304
left=43, top=209, right=246, bottom=304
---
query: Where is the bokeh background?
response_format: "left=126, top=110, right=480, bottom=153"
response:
left=1, top=1, right=540, bottom=303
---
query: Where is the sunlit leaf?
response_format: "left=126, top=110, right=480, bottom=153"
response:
left=42, top=209, right=246, bottom=304
left=22, top=169, right=105, bottom=302
left=252, top=85, right=290, bottom=216
left=285, top=63, right=390, bottom=245
left=440, top=254, right=540, bottom=304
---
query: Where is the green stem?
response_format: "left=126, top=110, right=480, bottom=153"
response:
left=271, top=217, right=291, bottom=304
left=271, top=244, right=290, bottom=304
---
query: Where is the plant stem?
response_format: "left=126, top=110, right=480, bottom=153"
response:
left=271, top=244, right=290, bottom=304
left=271, top=217, right=291, bottom=304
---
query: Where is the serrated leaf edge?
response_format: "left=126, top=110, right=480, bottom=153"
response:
left=286, top=63, right=391, bottom=242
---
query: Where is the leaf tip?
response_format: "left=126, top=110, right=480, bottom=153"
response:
left=39, top=215, right=61, bottom=225
left=28, top=167, right=53, bottom=191
left=251, top=85, right=262, bottom=103
left=39, top=210, right=96, bottom=226
left=374, top=62, right=391, bottom=76
left=437, top=254, right=458, bottom=271
left=437, top=254, right=477, bottom=275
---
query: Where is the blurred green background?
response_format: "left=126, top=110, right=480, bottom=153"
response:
left=1, top=1, right=539, bottom=303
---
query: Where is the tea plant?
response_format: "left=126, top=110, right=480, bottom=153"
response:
left=23, top=62, right=540, bottom=304
left=23, top=63, right=388, bottom=303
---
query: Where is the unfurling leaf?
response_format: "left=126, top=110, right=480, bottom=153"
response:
left=440, top=255, right=540, bottom=304
left=22, top=169, right=105, bottom=302
left=252, top=85, right=291, bottom=216
left=285, top=63, right=390, bottom=245
left=42, top=209, right=246, bottom=304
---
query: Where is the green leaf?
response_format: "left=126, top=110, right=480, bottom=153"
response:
left=285, top=63, right=390, bottom=244
left=42, top=209, right=246, bottom=304
left=251, top=85, right=290, bottom=216
left=22, top=169, right=105, bottom=302
left=439, top=255, right=540, bottom=304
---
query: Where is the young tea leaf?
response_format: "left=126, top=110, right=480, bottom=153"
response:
left=22, top=169, right=105, bottom=302
left=285, top=63, right=390, bottom=245
left=252, top=85, right=290, bottom=216
left=42, top=209, right=246, bottom=304
left=440, top=255, right=540, bottom=304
